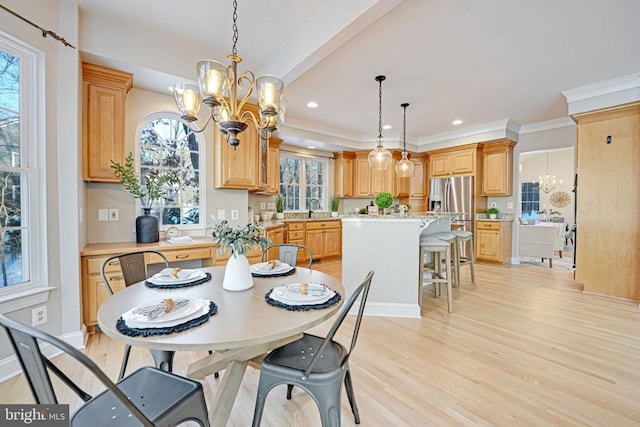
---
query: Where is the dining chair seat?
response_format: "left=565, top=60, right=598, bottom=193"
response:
left=252, top=270, right=374, bottom=426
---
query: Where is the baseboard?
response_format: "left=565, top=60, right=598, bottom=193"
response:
left=0, top=328, right=86, bottom=383
left=349, top=301, right=421, bottom=318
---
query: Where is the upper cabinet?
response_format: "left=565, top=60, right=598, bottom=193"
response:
left=481, top=140, right=515, bottom=196
left=428, top=145, right=479, bottom=178
left=353, top=151, right=399, bottom=197
left=251, top=135, right=282, bottom=195
left=82, top=63, right=133, bottom=182
left=214, top=103, right=260, bottom=189
left=334, top=152, right=355, bottom=197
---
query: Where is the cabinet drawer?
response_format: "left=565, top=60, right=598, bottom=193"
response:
left=288, top=230, right=305, bottom=240
left=148, top=248, right=212, bottom=264
left=287, top=222, right=305, bottom=231
left=87, top=257, right=120, bottom=275
left=306, top=221, right=340, bottom=231
left=477, top=221, right=500, bottom=230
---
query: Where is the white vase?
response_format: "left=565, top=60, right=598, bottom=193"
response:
left=331, top=211, right=338, bottom=218
left=489, top=214, right=497, bottom=219
left=276, top=212, right=285, bottom=220
left=223, top=253, right=254, bottom=291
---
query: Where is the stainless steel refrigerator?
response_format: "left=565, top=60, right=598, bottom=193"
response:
left=429, top=176, right=475, bottom=258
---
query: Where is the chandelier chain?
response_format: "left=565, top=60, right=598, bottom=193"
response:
left=232, top=0, right=238, bottom=55
left=402, top=104, right=407, bottom=151
left=378, top=79, right=383, bottom=138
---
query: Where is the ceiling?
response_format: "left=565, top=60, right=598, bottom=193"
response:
left=76, top=0, right=640, bottom=153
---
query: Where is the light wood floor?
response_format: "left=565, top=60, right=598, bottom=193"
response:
left=2, top=258, right=640, bottom=426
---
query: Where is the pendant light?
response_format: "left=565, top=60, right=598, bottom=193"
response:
left=539, top=152, right=557, bottom=193
left=395, top=102, right=414, bottom=178
left=368, top=75, right=392, bottom=170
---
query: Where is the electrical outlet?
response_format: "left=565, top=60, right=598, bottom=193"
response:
left=267, top=202, right=275, bottom=209
left=108, top=209, right=119, bottom=221
left=217, top=209, right=226, bottom=220
left=490, top=202, right=497, bottom=208
left=98, top=209, right=109, bottom=221
left=260, top=202, right=266, bottom=210
left=32, top=306, right=47, bottom=326
left=231, top=209, right=239, bottom=220
left=507, top=202, right=513, bottom=209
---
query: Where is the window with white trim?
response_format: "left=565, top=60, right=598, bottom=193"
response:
left=0, top=39, right=39, bottom=293
left=279, top=154, right=327, bottom=211
left=138, top=113, right=204, bottom=228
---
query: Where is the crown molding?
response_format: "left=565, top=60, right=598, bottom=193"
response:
left=519, top=117, right=576, bottom=134
left=562, top=73, right=640, bottom=103
left=417, top=118, right=520, bottom=147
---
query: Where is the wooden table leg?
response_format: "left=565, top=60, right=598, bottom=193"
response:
left=210, top=359, right=249, bottom=427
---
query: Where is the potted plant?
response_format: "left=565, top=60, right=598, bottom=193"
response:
left=111, top=152, right=180, bottom=243
left=487, top=206, right=500, bottom=219
left=329, top=195, right=340, bottom=217
left=275, top=194, right=284, bottom=219
left=374, top=191, right=394, bottom=214
left=210, top=218, right=270, bottom=291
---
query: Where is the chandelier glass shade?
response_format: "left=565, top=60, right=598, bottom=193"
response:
left=395, top=102, right=414, bottom=178
left=539, top=153, right=557, bottom=193
left=173, top=0, right=284, bottom=149
left=368, top=75, right=392, bottom=170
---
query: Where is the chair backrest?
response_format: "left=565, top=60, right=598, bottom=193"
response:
left=261, top=243, right=313, bottom=269
left=101, top=250, right=169, bottom=294
left=303, top=270, right=374, bottom=378
left=518, top=225, right=556, bottom=258
left=0, top=314, right=153, bottom=425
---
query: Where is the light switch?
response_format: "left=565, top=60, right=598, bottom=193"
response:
left=231, top=209, right=239, bottom=220
left=260, top=202, right=266, bottom=209
left=109, top=209, right=119, bottom=221
left=507, top=202, right=513, bottom=209
left=98, top=209, right=108, bottom=221
left=217, top=209, right=226, bottom=220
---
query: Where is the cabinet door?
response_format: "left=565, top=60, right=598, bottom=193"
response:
left=483, top=149, right=509, bottom=195
left=305, top=229, right=324, bottom=259
left=476, top=229, right=500, bottom=261
left=451, top=149, right=475, bottom=175
left=266, top=137, right=282, bottom=194
left=354, top=158, right=372, bottom=197
left=323, top=228, right=342, bottom=257
left=411, top=157, right=427, bottom=197
left=334, top=152, right=354, bottom=197
left=370, top=168, right=386, bottom=195
left=430, top=153, right=451, bottom=177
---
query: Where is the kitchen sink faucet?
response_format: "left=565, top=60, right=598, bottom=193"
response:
left=308, top=199, right=321, bottom=218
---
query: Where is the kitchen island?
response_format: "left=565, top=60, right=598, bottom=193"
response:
left=341, top=213, right=458, bottom=318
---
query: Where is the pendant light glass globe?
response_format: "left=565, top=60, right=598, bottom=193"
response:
left=369, top=75, right=392, bottom=170
left=395, top=102, right=414, bottom=178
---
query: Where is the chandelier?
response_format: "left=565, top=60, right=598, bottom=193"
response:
left=172, top=0, right=284, bottom=149
left=368, top=75, right=392, bottom=170
left=395, top=102, right=414, bottom=178
left=539, top=152, right=557, bottom=193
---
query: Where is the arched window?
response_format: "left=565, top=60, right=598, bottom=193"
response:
left=137, top=113, right=204, bottom=229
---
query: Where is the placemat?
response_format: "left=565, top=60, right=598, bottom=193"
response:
left=145, top=272, right=212, bottom=289
left=264, top=287, right=341, bottom=311
left=252, top=267, right=296, bottom=278
left=116, top=300, right=218, bottom=337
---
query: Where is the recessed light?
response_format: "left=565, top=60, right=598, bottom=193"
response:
left=307, top=145, right=316, bottom=149
left=382, top=124, right=392, bottom=130
left=307, top=101, right=318, bottom=108
left=452, top=119, right=463, bottom=125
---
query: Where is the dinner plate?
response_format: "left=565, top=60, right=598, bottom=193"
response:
left=149, top=268, right=206, bottom=284
left=272, top=283, right=332, bottom=303
left=127, top=297, right=200, bottom=324
left=250, top=261, right=293, bottom=274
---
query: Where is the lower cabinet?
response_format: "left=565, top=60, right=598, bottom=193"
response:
left=285, top=222, right=309, bottom=263
left=305, top=221, right=341, bottom=259
left=475, top=220, right=513, bottom=265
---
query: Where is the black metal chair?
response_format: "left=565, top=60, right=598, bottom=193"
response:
left=101, top=250, right=219, bottom=380
left=100, top=250, right=170, bottom=380
left=260, top=243, right=313, bottom=268
left=252, top=270, right=375, bottom=426
left=0, top=314, right=210, bottom=427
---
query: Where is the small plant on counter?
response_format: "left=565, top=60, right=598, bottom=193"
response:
left=487, top=207, right=500, bottom=218
left=374, top=191, right=393, bottom=209
left=209, top=217, right=270, bottom=258
left=275, top=194, right=284, bottom=213
left=330, top=195, right=340, bottom=212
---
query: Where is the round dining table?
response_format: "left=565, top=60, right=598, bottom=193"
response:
left=98, top=265, right=344, bottom=427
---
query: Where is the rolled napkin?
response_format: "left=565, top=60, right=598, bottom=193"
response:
left=260, top=260, right=281, bottom=271
left=167, top=236, right=193, bottom=244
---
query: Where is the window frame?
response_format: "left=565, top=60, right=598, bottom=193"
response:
left=0, top=32, right=52, bottom=312
left=135, top=111, right=206, bottom=232
left=279, top=152, right=329, bottom=213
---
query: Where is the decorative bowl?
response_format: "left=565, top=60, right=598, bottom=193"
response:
left=261, top=211, right=274, bottom=221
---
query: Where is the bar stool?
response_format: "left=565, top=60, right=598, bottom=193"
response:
left=450, top=230, right=475, bottom=284
left=428, top=231, right=460, bottom=289
left=419, top=236, right=454, bottom=313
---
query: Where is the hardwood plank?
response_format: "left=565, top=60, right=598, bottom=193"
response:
left=2, top=260, right=639, bottom=426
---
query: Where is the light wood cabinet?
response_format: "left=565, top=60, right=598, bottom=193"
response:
left=334, top=152, right=355, bottom=197
left=482, top=140, right=515, bottom=196
left=82, top=63, right=133, bottom=182
left=305, top=220, right=341, bottom=259
left=572, top=102, right=640, bottom=300
left=252, top=135, right=281, bottom=195
left=475, top=220, right=512, bottom=265
left=428, top=145, right=478, bottom=178
left=263, top=224, right=285, bottom=260
left=353, top=152, right=399, bottom=197
left=284, top=222, right=309, bottom=263
left=214, top=103, right=260, bottom=189
left=354, top=155, right=372, bottom=197
left=399, top=153, right=428, bottom=211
